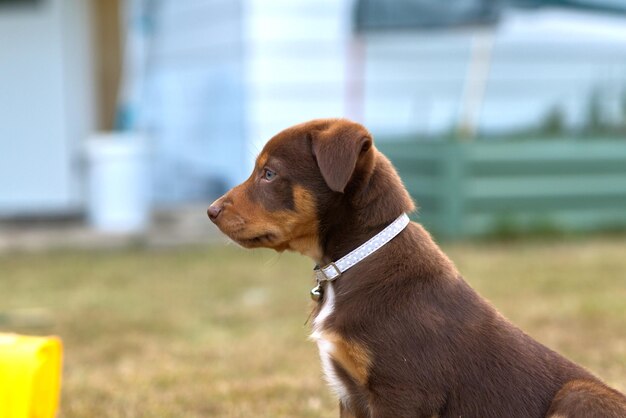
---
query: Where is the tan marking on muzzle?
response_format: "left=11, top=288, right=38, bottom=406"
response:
left=213, top=183, right=321, bottom=260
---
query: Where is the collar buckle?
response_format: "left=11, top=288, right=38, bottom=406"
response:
left=321, top=262, right=341, bottom=281
left=312, top=213, right=410, bottom=292
left=314, top=261, right=342, bottom=283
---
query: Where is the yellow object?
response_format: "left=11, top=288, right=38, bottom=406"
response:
left=0, top=334, right=62, bottom=418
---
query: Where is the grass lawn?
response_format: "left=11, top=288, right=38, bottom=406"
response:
left=1, top=237, right=625, bottom=417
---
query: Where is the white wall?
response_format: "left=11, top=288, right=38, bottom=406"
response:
left=243, top=0, right=356, bottom=151
left=140, top=2, right=626, bottom=205
left=145, top=0, right=356, bottom=198
left=147, top=0, right=247, bottom=200
left=241, top=4, right=626, bottom=146
left=0, top=0, right=95, bottom=216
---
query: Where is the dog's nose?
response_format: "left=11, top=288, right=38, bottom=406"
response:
left=207, top=204, right=222, bottom=221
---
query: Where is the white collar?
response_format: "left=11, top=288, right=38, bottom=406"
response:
left=313, top=213, right=410, bottom=284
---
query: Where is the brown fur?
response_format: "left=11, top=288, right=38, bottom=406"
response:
left=209, top=118, right=626, bottom=418
left=320, top=330, right=372, bottom=386
left=547, top=379, right=626, bottom=418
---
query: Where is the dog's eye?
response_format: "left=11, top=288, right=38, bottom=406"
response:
left=263, top=168, right=277, bottom=182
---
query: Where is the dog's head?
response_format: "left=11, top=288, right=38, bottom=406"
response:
left=208, top=118, right=413, bottom=261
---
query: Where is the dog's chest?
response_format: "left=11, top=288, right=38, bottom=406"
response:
left=309, top=283, right=350, bottom=402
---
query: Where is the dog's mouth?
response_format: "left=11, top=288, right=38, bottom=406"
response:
left=234, top=233, right=277, bottom=248
left=213, top=214, right=282, bottom=249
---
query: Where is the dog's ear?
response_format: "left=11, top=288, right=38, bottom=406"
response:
left=311, top=121, right=372, bottom=193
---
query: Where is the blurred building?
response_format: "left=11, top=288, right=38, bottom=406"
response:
left=0, top=0, right=94, bottom=217
left=1, top=0, right=625, bottom=218
left=357, top=0, right=626, bottom=137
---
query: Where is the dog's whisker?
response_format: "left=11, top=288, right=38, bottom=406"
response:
left=263, top=252, right=282, bottom=267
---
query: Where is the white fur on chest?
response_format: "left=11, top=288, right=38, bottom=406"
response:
left=309, top=283, right=350, bottom=403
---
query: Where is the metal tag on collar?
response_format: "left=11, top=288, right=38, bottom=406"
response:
left=311, top=265, right=324, bottom=302
left=310, top=283, right=323, bottom=302
left=311, top=261, right=340, bottom=302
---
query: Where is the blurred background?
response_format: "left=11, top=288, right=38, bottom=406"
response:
left=0, top=0, right=625, bottom=417
left=1, top=0, right=626, bottom=240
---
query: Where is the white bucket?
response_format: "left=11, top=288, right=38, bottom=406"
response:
left=85, top=133, right=150, bottom=233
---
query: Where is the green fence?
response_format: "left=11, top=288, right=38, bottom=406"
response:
left=377, top=139, right=626, bottom=239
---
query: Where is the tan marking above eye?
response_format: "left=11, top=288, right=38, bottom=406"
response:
left=256, top=152, right=269, bottom=169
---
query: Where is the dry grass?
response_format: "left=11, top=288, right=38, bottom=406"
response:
left=1, top=237, right=625, bottom=417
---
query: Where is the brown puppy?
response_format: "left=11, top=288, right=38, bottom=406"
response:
left=208, top=119, right=626, bottom=418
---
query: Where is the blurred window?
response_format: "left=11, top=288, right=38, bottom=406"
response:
left=355, top=0, right=501, bottom=31
left=355, top=0, right=626, bottom=32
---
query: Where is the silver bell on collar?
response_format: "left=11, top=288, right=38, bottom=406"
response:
left=310, top=284, right=323, bottom=301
